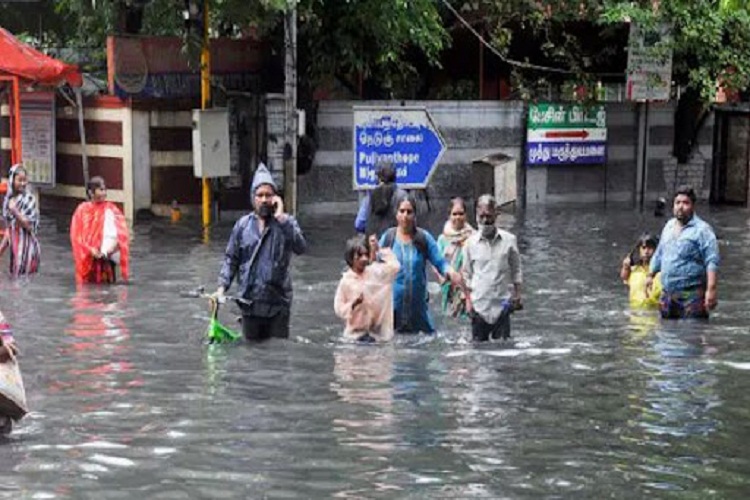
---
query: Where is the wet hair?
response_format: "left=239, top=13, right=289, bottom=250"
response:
left=638, top=233, right=659, bottom=249
left=377, top=163, right=396, bottom=184
left=449, top=197, right=467, bottom=215
left=630, top=233, right=659, bottom=265
left=392, top=193, right=419, bottom=237
left=86, top=176, right=106, bottom=199
left=673, top=185, right=696, bottom=204
left=395, top=193, right=418, bottom=217
left=9, top=164, right=26, bottom=178
left=344, top=235, right=369, bottom=268
left=8, top=164, right=27, bottom=190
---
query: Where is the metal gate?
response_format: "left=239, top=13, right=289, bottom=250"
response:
left=712, top=106, right=750, bottom=206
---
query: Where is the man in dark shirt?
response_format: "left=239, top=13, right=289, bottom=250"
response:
left=216, top=164, right=306, bottom=340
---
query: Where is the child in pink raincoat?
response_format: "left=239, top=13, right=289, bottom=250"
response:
left=334, top=235, right=400, bottom=342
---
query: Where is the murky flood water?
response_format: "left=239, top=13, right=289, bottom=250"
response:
left=0, top=204, right=749, bottom=498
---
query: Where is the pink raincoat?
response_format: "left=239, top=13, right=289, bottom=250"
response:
left=334, top=249, right=400, bottom=342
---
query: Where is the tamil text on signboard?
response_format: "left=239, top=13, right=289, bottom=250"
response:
left=526, top=103, right=607, bottom=166
left=352, top=107, right=446, bottom=190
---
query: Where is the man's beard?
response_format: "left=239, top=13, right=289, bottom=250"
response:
left=675, top=210, right=693, bottom=224
left=257, top=203, right=274, bottom=220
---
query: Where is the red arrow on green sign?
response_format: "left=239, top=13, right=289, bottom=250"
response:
left=545, top=130, right=590, bottom=139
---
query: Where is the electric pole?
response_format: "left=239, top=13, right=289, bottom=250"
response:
left=200, top=0, right=211, bottom=228
left=283, top=1, right=298, bottom=215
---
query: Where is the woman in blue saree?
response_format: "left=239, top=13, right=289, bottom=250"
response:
left=379, top=195, right=462, bottom=333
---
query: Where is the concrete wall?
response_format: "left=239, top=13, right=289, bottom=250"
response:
left=1, top=96, right=195, bottom=221
left=131, top=110, right=152, bottom=213
left=144, top=102, right=262, bottom=216
left=640, top=103, right=713, bottom=202
left=2, top=97, right=717, bottom=219
left=300, top=100, right=715, bottom=213
left=2, top=96, right=137, bottom=220
left=46, top=97, right=131, bottom=218
left=300, top=100, right=526, bottom=214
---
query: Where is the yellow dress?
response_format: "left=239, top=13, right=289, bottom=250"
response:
left=627, top=265, right=662, bottom=308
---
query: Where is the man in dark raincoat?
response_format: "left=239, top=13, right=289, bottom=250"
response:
left=216, top=164, right=307, bottom=340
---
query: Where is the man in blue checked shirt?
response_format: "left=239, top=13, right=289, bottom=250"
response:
left=646, top=186, right=719, bottom=319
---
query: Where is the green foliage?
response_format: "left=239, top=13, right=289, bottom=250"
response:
left=297, top=0, right=448, bottom=96
left=11, top=0, right=750, bottom=102
left=468, top=0, right=750, bottom=102
left=433, top=79, right=478, bottom=100
left=457, top=0, right=624, bottom=100
left=53, top=0, right=116, bottom=47
left=597, top=0, right=750, bottom=101
left=39, top=0, right=448, bottom=97
left=664, top=0, right=750, bottom=102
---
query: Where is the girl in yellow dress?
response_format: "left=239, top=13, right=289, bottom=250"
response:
left=620, top=233, right=662, bottom=308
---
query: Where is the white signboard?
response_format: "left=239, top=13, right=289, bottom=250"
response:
left=20, top=92, right=56, bottom=187
left=265, top=94, right=286, bottom=188
left=626, top=23, right=673, bottom=102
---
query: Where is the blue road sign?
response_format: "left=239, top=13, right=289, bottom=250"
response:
left=352, top=107, right=447, bottom=189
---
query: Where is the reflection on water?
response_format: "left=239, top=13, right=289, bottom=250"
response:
left=57, top=287, right=141, bottom=401
left=624, top=314, right=719, bottom=436
left=331, top=346, right=398, bottom=499
left=0, top=206, right=747, bottom=497
left=333, top=346, right=395, bottom=426
left=617, top=316, right=723, bottom=493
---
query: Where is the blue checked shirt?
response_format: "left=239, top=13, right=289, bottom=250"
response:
left=650, top=214, right=719, bottom=293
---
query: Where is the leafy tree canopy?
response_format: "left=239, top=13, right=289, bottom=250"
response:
left=28, top=0, right=446, bottom=97
left=466, top=0, right=750, bottom=102
left=4, top=0, right=750, bottom=102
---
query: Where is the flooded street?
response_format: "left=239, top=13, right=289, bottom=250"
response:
left=1, top=204, right=750, bottom=498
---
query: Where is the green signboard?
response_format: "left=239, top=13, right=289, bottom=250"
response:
left=527, top=103, right=606, bottom=130
left=526, top=103, right=608, bottom=166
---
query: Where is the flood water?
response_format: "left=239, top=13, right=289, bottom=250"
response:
left=0, top=204, right=749, bottom=498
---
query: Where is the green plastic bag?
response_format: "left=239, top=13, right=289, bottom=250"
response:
left=206, top=299, right=241, bottom=344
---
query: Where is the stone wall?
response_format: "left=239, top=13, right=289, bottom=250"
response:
left=299, top=100, right=526, bottom=214
left=644, top=103, right=714, bottom=200
left=301, top=100, right=715, bottom=214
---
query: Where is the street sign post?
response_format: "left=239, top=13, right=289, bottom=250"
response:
left=525, top=103, right=607, bottom=166
left=626, top=23, right=673, bottom=102
left=352, top=107, right=446, bottom=189
left=625, top=23, right=673, bottom=209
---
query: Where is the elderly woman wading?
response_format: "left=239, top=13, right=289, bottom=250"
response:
left=437, top=197, right=475, bottom=317
left=379, top=194, right=463, bottom=334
